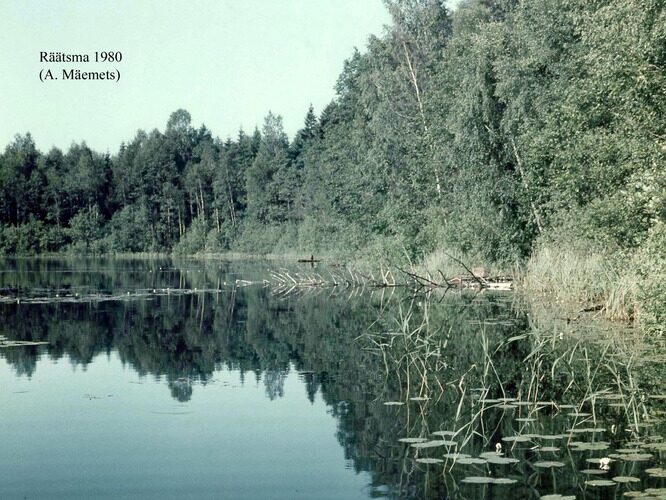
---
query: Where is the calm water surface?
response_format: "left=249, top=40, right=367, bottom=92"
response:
left=1, top=258, right=664, bottom=499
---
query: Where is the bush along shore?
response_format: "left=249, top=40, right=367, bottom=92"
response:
left=1, top=1, right=664, bottom=332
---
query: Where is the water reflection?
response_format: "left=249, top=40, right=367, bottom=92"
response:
left=0, top=258, right=664, bottom=499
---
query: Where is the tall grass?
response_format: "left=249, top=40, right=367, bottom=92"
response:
left=524, top=243, right=638, bottom=321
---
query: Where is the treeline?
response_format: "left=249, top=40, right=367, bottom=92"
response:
left=1, top=0, right=665, bottom=266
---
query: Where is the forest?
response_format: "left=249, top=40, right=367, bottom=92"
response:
left=1, top=0, right=665, bottom=328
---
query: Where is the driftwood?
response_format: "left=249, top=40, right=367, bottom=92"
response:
left=297, top=255, right=322, bottom=263
left=441, top=252, right=488, bottom=287
left=270, top=257, right=513, bottom=297
left=0, top=335, right=49, bottom=348
left=395, top=266, right=512, bottom=291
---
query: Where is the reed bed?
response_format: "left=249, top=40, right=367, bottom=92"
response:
left=524, top=244, right=639, bottom=322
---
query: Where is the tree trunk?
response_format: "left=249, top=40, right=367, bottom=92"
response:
left=225, top=173, right=237, bottom=227
left=511, top=138, right=544, bottom=234
left=178, top=208, right=184, bottom=236
left=198, top=181, right=205, bottom=218
left=402, top=41, right=441, bottom=196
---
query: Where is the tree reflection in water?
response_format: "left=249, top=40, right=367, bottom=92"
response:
left=1, top=258, right=664, bottom=499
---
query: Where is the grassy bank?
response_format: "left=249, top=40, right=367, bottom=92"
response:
left=3, top=225, right=665, bottom=336
left=522, top=223, right=666, bottom=334
left=524, top=244, right=638, bottom=322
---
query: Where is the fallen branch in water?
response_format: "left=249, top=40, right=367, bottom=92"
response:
left=440, top=251, right=488, bottom=288
left=0, top=335, right=49, bottom=348
left=269, top=260, right=513, bottom=297
left=270, top=266, right=400, bottom=296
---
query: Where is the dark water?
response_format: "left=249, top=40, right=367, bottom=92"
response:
left=1, top=258, right=664, bottom=499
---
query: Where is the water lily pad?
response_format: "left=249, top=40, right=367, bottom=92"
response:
left=613, top=476, right=640, bottom=483
left=643, top=489, right=666, bottom=497
left=536, top=434, right=568, bottom=440
left=398, top=437, right=428, bottom=444
left=540, top=495, right=576, bottom=500
left=586, top=457, right=614, bottom=465
left=572, top=442, right=610, bottom=451
left=498, top=404, right=517, bottom=410
left=431, top=430, right=456, bottom=438
left=410, top=396, right=430, bottom=402
left=461, top=476, right=516, bottom=485
left=456, top=457, right=487, bottom=465
left=617, top=453, right=653, bottom=462
left=411, top=440, right=447, bottom=449
left=585, top=480, right=616, bottom=487
left=645, top=468, right=666, bottom=478
left=534, top=461, right=566, bottom=468
left=516, top=417, right=537, bottom=422
left=461, top=476, right=494, bottom=484
left=384, top=401, right=405, bottom=406
left=502, top=435, right=532, bottom=443
left=444, top=453, right=471, bottom=460
left=539, top=446, right=560, bottom=452
left=568, top=412, right=591, bottom=417
left=567, top=427, right=606, bottom=434
left=581, top=469, right=608, bottom=475
left=416, top=458, right=444, bottom=464
left=485, top=455, right=520, bottom=465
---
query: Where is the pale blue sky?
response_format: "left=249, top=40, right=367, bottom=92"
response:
left=1, top=0, right=395, bottom=152
left=1, top=1, right=460, bottom=153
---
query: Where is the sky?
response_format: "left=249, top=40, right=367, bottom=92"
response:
left=0, top=0, right=396, bottom=153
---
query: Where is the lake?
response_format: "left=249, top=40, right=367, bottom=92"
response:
left=1, top=258, right=664, bottom=499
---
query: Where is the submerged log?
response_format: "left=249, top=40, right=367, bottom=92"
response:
left=0, top=339, right=49, bottom=348
left=297, top=255, right=322, bottom=263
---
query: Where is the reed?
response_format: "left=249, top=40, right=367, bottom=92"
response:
left=523, top=243, right=638, bottom=322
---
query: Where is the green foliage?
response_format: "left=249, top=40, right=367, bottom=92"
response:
left=108, top=205, right=152, bottom=252
left=635, top=222, right=666, bottom=333
left=233, top=220, right=299, bottom=255
left=0, top=0, right=664, bottom=329
left=173, top=216, right=209, bottom=255
left=245, top=113, right=297, bottom=225
left=68, top=206, right=104, bottom=252
left=0, top=220, right=67, bottom=255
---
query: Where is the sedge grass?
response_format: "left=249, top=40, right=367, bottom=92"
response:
left=523, top=243, right=638, bottom=322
